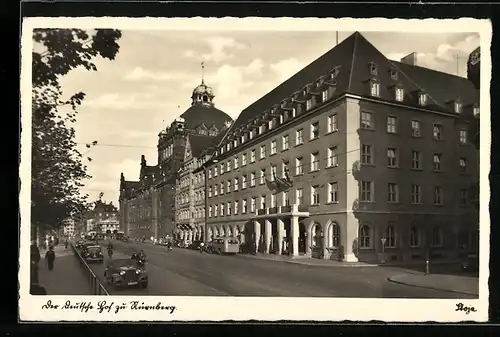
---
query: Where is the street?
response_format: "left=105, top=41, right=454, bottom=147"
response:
left=83, top=240, right=477, bottom=298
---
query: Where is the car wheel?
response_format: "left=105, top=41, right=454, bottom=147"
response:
left=141, top=281, right=148, bottom=288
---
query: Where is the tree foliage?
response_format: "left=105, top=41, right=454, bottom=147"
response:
left=31, top=29, right=122, bottom=230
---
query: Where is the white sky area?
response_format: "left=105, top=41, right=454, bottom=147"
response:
left=54, top=30, right=479, bottom=206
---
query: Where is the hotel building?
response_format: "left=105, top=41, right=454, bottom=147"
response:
left=201, top=32, right=479, bottom=263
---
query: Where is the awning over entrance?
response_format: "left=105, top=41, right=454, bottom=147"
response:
left=177, top=224, right=194, bottom=231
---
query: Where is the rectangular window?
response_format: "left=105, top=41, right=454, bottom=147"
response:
left=234, top=201, right=239, bottom=215
left=270, top=165, right=277, bottom=181
left=310, top=122, right=319, bottom=140
left=227, top=180, right=231, bottom=193
left=370, top=82, right=380, bottom=97
left=460, top=189, right=468, bottom=206
left=327, top=147, right=338, bottom=167
left=411, top=184, right=421, bottom=204
left=296, top=129, right=304, bottom=145
left=220, top=183, right=224, bottom=195
left=433, top=124, right=443, bottom=140
left=242, top=199, right=247, bottom=214
left=434, top=186, right=443, bottom=205
left=412, top=150, right=422, bottom=169
left=220, top=203, right=224, bottom=216
left=361, top=111, right=373, bottom=129
left=387, top=183, right=399, bottom=203
left=460, top=128, right=468, bottom=144
left=214, top=204, right=218, bottom=217
left=208, top=169, right=212, bottom=179
left=360, top=181, right=374, bottom=202
left=250, top=149, right=256, bottom=163
left=361, top=144, right=373, bottom=165
left=419, top=92, right=427, bottom=106
left=387, top=116, right=397, bottom=133
left=271, top=140, right=277, bottom=155
left=306, top=98, right=313, bottom=110
left=227, top=202, right=232, bottom=215
left=433, top=154, right=442, bottom=172
left=227, top=161, right=231, bottom=172
left=282, top=191, right=290, bottom=206
left=260, top=169, right=266, bottom=185
left=281, top=161, right=289, bottom=178
left=260, top=195, right=266, bottom=209
left=214, top=185, right=218, bottom=196
left=282, top=135, right=289, bottom=150
left=310, top=152, right=319, bottom=171
left=455, top=101, right=462, bottom=114
left=395, top=87, right=404, bottom=102
left=328, top=114, right=338, bottom=133
left=260, top=145, right=266, bottom=159
left=242, top=153, right=247, bottom=166
left=233, top=157, right=238, bottom=169
left=296, top=188, right=304, bottom=205
left=311, top=185, right=320, bottom=205
left=214, top=166, right=218, bottom=177
left=460, top=158, right=467, bottom=173
left=220, top=163, right=224, bottom=175
left=208, top=186, right=213, bottom=198
left=296, top=157, right=303, bottom=175
left=387, top=147, right=398, bottom=168
left=250, top=197, right=256, bottom=213
left=322, top=90, right=329, bottom=102
left=250, top=172, right=256, bottom=187
left=234, top=178, right=239, bottom=191
left=328, top=182, right=339, bottom=203
left=411, top=120, right=421, bottom=137
left=270, top=193, right=276, bottom=208
left=242, top=175, right=247, bottom=189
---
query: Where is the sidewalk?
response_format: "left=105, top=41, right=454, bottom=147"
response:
left=36, top=245, right=93, bottom=295
left=388, top=273, right=479, bottom=296
left=236, top=253, right=460, bottom=268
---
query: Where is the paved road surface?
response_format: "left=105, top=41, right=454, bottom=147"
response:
left=86, top=240, right=476, bottom=298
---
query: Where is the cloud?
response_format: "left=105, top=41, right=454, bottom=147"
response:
left=270, top=58, right=305, bottom=82
left=124, top=66, right=190, bottom=82
left=200, top=36, right=248, bottom=63
left=244, top=58, right=264, bottom=77
left=83, top=93, right=137, bottom=110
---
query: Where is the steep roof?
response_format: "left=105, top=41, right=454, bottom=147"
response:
left=187, top=133, right=221, bottom=158
left=231, top=31, right=478, bottom=129
left=180, top=104, right=233, bottom=131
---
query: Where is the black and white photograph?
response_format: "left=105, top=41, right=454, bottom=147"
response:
left=20, top=17, right=491, bottom=322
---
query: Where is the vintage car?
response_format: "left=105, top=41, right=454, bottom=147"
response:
left=211, top=237, right=240, bottom=254
left=104, top=258, right=148, bottom=289
left=81, top=245, right=104, bottom=263
left=75, top=240, right=85, bottom=249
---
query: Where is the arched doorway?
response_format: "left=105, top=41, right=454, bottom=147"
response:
left=309, top=222, right=324, bottom=258
left=219, top=226, right=226, bottom=237
left=227, top=226, right=233, bottom=237
left=213, top=226, right=219, bottom=238
left=327, top=221, right=341, bottom=260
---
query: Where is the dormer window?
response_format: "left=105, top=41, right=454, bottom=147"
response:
left=473, top=105, right=480, bottom=117
left=370, top=80, right=380, bottom=97
left=226, top=143, right=231, bottom=151
left=370, top=63, right=378, bottom=76
left=233, top=139, right=238, bottom=148
left=390, top=70, right=398, bottom=80
left=418, top=92, right=427, bottom=106
left=281, top=101, right=286, bottom=108
left=322, top=89, right=329, bottom=102
left=306, top=98, right=313, bottom=110
left=292, top=107, right=296, bottom=117
left=395, top=86, right=404, bottom=102
left=454, top=100, right=462, bottom=114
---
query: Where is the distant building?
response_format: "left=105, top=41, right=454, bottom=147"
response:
left=119, top=79, right=233, bottom=240
left=199, top=31, right=479, bottom=263
left=86, top=200, right=120, bottom=235
left=61, top=218, right=75, bottom=237
left=175, top=132, right=226, bottom=242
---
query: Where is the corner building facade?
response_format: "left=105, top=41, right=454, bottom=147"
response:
left=205, top=32, right=479, bottom=263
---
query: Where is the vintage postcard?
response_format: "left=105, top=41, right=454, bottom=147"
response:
left=19, top=17, right=491, bottom=322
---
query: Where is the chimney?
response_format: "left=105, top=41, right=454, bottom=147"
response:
left=141, top=155, right=146, bottom=167
left=120, top=172, right=124, bottom=182
left=400, top=52, right=417, bottom=66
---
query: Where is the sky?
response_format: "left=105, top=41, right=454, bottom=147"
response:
left=53, top=29, right=480, bottom=206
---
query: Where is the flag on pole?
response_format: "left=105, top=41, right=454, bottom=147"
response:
left=265, top=166, right=293, bottom=193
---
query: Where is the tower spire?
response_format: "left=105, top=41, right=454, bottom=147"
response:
left=201, top=61, right=205, bottom=84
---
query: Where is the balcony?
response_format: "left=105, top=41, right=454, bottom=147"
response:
left=251, top=204, right=310, bottom=219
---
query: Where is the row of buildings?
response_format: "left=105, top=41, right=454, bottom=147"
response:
left=118, top=32, right=480, bottom=263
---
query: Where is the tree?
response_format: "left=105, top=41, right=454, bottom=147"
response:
left=31, top=29, right=122, bottom=237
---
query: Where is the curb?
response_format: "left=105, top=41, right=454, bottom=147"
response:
left=235, top=254, right=378, bottom=268
left=387, top=276, right=478, bottom=297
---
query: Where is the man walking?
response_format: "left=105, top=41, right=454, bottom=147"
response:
left=45, top=246, right=56, bottom=271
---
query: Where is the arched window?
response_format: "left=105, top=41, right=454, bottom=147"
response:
left=312, top=223, right=322, bottom=247
left=385, top=224, right=396, bottom=248
left=431, top=226, right=442, bottom=247
left=359, top=224, right=372, bottom=249
left=329, top=223, right=340, bottom=248
left=227, top=226, right=233, bottom=237
left=410, top=226, right=421, bottom=247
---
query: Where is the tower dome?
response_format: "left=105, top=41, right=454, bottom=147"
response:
left=191, top=81, right=215, bottom=107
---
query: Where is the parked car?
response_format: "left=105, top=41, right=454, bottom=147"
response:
left=104, top=258, right=148, bottom=289
left=189, top=240, right=204, bottom=250
left=81, top=245, right=104, bottom=263
left=460, top=253, right=479, bottom=272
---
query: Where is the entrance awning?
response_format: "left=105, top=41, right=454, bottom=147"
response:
left=177, top=224, right=194, bottom=231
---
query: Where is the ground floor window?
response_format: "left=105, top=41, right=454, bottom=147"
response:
left=359, top=224, right=372, bottom=249
left=431, top=226, right=442, bottom=247
left=385, top=224, right=396, bottom=248
left=312, top=223, right=322, bottom=247
left=329, top=223, right=340, bottom=248
left=410, top=226, right=421, bottom=247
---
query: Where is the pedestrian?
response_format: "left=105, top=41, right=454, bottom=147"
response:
left=45, top=246, right=56, bottom=271
left=199, top=241, right=205, bottom=254
left=65, top=240, right=68, bottom=250
left=30, top=241, right=41, bottom=283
